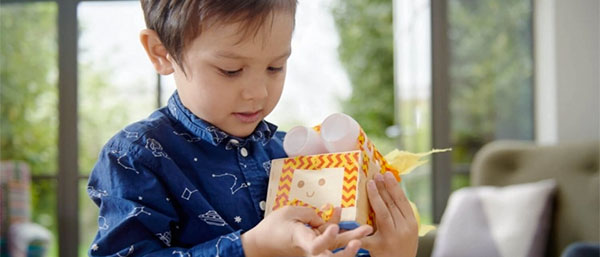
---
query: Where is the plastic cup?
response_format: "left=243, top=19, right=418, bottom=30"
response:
left=283, top=126, right=328, bottom=157
left=320, top=113, right=361, bottom=153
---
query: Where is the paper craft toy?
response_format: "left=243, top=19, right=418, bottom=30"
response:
left=265, top=113, right=450, bottom=229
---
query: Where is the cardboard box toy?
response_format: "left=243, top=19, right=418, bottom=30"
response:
left=265, top=128, right=400, bottom=229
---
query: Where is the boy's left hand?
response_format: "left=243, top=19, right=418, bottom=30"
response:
left=361, top=172, right=418, bottom=257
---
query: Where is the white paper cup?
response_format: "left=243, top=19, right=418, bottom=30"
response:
left=283, top=126, right=328, bottom=157
left=320, top=113, right=361, bottom=153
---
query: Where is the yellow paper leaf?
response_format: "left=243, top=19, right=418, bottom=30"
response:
left=384, top=148, right=451, bottom=175
left=419, top=224, right=437, bottom=237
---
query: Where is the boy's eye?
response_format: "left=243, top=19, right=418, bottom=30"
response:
left=267, top=66, right=283, bottom=72
left=219, top=68, right=242, bottom=77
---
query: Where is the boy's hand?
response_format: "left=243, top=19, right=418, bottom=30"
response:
left=361, top=172, right=418, bottom=257
left=316, top=206, right=373, bottom=250
left=242, top=206, right=368, bottom=257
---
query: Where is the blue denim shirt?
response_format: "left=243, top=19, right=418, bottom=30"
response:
left=87, top=92, right=287, bottom=256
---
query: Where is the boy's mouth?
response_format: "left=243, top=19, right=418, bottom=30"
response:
left=233, top=110, right=262, bottom=123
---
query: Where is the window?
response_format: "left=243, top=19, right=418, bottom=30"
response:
left=394, top=0, right=534, bottom=223
left=0, top=2, right=59, bottom=256
left=1, top=1, right=350, bottom=256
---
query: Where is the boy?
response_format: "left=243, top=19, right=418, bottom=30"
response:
left=87, top=0, right=418, bottom=256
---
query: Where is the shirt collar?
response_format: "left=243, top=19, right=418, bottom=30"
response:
left=167, top=91, right=278, bottom=147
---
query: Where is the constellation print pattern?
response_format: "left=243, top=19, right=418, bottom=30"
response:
left=181, top=188, right=198, bottom=200
left=206, top=126, right=228, bottom=144
left=110, top=150, right=140, bottom=174
left=215, top=234, right=239, bottom=257
left=145, top=138, right=171, bottom=159
left=87, top=186, right=108, bottom=199
left=155, top=231, right=172, bottom=247
left=173, top=131, right=202, bottom=143
left=211, top=173, right=249, bottom=195
left=98, top=216, right=109, bottom=230
left=172, top=250, right=191, bottom=257
left=117, top=245, right=134, bottom=257
left=262, top=161, right=271, bottom=174
left=126, top=206, right=151, bottom=218
left=122, top=129, right=139, bottom=139
left=198, top=210, right=227, bottom=226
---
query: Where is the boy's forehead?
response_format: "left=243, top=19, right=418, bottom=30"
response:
left=190, top=11, right=294, bottom=57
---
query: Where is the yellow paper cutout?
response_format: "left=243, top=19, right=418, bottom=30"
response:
left=384, top=148, right=452, bottom=176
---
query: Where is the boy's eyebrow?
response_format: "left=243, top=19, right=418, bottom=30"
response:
left=215, top=49, right=292, bottom=61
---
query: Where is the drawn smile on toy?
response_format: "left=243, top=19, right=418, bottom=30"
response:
left=288, top=169, right=344, bottom=208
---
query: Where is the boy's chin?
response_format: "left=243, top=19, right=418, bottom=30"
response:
left=224, top=123, right=260, bottom=138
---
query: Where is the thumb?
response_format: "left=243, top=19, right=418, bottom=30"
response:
left=289, top=206, right=325, bottom=228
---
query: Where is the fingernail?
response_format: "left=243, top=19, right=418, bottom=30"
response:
left=384, top=172, right=395, bottom=180
left=368, top=180, right=376, bottom=189
left=374, top=173, right=384, bottom=182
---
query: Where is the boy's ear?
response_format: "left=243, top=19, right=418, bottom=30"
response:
left=140, top=29, right=175, bottom=75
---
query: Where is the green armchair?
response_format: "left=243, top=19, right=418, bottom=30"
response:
left=417, top=140, right=599, bottom=257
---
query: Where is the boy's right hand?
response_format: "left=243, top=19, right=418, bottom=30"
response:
left=241, top=206, right=370, bottom=257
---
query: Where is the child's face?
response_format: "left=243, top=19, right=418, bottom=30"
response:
left=172, top=11, right=294, bottom=138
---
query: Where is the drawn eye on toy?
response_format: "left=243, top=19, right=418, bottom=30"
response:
left=289, top=168, right=344, bottom=208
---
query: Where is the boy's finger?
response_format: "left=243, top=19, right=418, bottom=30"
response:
left=289, top=206, right=326, bottom=228
left=333, top=239, right=361, bottom=257
left=359, top=235, right=376, bottom=252
left=306, top=224, right=339, bottom=255
left=366, top=179, right=393, bottom=233
left=334, top=225, right=373, bottom=249
left=374, top=173, right=403, bottom=225
left=318, top=207, right=342, bottom=234
left=384, top=172, right=414, bottom=220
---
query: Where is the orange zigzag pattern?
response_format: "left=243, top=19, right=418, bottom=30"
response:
left=272, top=152, right=359, bottom=211
left=357, top=129, right=402, bottom=182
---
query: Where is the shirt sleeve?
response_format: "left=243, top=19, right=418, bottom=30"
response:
left=87, top=143, right=246, bottom=257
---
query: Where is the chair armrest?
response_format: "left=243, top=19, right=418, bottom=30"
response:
left=9, top=222, right=51, bottom=257
left=416, top=229, right=437, bottom=257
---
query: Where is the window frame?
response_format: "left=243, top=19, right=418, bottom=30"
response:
left=2, top=1, right=156, bottom=256
left=2, top=0, right=535, bottom=255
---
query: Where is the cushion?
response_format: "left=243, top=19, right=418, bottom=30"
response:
left=431, top=179, right=556, bottom=257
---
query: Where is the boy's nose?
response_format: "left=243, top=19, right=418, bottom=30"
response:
left=241, top=79, right=269, bottom=100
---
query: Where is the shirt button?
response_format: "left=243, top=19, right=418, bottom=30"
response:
left=259, top=201, right=266, bottom=211
left=240, top=147, right=248, bottom=157
left=229, top=139, right=239, bottom=145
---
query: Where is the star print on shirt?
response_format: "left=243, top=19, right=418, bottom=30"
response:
left=87, top=186, right=108, bottom=199
left=172, top=250, right=191, bottom=257
left=211, top=172, right=249, bottom=195
left=110, top=150, right=139, bottom=174
left=116, top=245, right=134, bottom=257
left=198, top=210, right=227, bottom=226
left=98, top=216, right=109, bottom=230
left=215, top=234, right=239, bottom=257
left=181, top=188, right=198, bottom=200
left=234, top=216, right=242, bottom=223
left=173, top=131, right=202, bottom=143
left=145, top=138, right=171, bottom=159
left=126, top=206, right=151, bottom=218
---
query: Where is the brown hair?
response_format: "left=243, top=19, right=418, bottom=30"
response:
left=140, top=0, right=297, bottom=71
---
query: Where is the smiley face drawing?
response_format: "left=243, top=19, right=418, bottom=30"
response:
left=288, top=168, right=344, bottom=208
